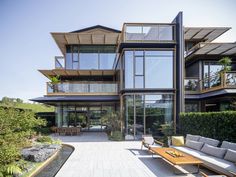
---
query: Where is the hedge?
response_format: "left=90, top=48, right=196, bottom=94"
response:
left=179, top=111, right=236, bottom=143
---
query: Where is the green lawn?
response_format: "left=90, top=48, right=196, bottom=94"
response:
left=0, top=102, right=54, bottom=112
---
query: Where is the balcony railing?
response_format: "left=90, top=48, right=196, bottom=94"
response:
left=47, top=82, right=118, bottom=95
left=185, top=72, right=236, bottom=94
left=184, top=78, right=199, bottom=92
left=121, top=23, right=175, bottom=43
left=55, top=56, right=65, bottom=69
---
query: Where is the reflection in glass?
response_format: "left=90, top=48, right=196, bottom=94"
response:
left=100, top=53, right=116, bottom=69
left=124, top=94, right=173, bottom=139
left=159, top=26, right=173, bottom=40
left=80, top=53, right=98, bottom=69
left=135, top=76, right=144, bottom=88
left=145, top=55, right=173, bottom=88
left=125, top=96, right=134, bottom=136
left=135, top=57, right=143, bottom=75
left=124, top=51, right=134, bottom=88
left=66, top=53, right=73, bottom=69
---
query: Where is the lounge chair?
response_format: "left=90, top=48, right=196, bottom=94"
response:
left=200, top=171, right=227, bottom=177
left=141, top=135, right=164, bottom=151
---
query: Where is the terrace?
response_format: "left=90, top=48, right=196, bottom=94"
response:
left=53, top=132, right=217, bottom=177
left=185, top=71, right=236, bottom=94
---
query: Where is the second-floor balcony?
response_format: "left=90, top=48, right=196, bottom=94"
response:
left=121, top=23, right=175, bottom=43
left=47, top=82, right=118, bottom=95
left=185, top=72, right=236, bottom=94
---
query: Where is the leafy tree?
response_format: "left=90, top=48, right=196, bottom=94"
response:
left=16, top=98, right=23, bottom=104
left=101, top=111, right=121, bottom=132
left=218, top=57, right=232, bottom=72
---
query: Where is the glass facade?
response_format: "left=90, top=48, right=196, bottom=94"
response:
left=124, top=93, right=173, bottom=139
left=124, top=50, right=174, bottom=89
left=56, top=105, right=115, bottom=129
left=65, top=45, right=116, bottom=70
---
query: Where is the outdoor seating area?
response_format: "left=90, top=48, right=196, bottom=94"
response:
left=55, top=127, right=81, bottom=136
left=142, top=134, right=236, bottom=177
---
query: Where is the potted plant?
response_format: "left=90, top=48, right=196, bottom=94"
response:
left=49, top=75, right=60, bottom=93
left=101, top=111, right=123, bottom=140
left=159, top=121, right=174, bottom=147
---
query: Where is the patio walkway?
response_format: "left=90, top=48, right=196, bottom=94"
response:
left=54, top=132, right=209, bottom=177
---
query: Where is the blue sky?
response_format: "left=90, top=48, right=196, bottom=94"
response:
left=0, top=0, right=236, bottom=102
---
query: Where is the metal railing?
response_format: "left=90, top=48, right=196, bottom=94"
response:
left=47, top=81, right=118, bottom=95
left=185, top=72, right=236, bottom=93
left=122, top=23, right=175, bottom=43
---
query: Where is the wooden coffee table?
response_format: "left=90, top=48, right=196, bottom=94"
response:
left=150, top=147, right=203, bottom=174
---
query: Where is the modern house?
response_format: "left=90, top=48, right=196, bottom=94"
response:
left=32, top=12, right=236, bottom=139
left=184, top=27, right=236, bottom=112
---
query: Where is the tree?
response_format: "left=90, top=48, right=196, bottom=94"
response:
left=16, top=98, right=23, bottom=104
left=218, top=57, right=232, bottom=73
left=101, top=111, right=121, bottom=132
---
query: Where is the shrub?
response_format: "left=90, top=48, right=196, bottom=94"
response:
left=0, top=107, right=46, bottom=174
left=36, top=136, right=53, bottom=143
left=109, top=131, right=124, bottom=141
left=179, top=111, right=236, bottom=142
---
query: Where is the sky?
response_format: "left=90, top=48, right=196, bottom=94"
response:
left=0, top=0, right=236, bottom=102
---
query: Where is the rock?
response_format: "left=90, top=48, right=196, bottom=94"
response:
left=21, top=144, right=61, bottom=162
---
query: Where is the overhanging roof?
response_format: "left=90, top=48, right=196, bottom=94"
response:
left=185, top=89, right=236, bottom=99
left=39, top=69, right=116, bottom=78
left=184, top=27, right=230, bottom=42
left=30, top=95, right=120, bottom=105
left=51, top=25, right=121, bottom=55
left=186, top=42, right=236, bottom=60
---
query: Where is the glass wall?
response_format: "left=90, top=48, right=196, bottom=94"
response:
left=124, top=50, right=174, bottom=89
left=55, top=104, right=116, bottom=129
left=65, top=45, right=116, bottom=70
left=124, top=93, right=174, bottom=139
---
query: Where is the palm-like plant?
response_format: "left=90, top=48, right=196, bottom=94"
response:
left=218, top=57, right=232, bottom=73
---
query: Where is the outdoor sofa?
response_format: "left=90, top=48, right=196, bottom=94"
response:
left=171, top=134, right=236, bottom=177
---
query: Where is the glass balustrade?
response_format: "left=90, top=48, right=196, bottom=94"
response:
left=55, top=56, right=65, bottom=69
left=47, top=82, right=118, bottom=94
left=123, top=24, right=175, bottom=42
left=184, top=78, right=199, bottom=91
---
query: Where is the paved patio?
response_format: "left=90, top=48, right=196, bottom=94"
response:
left=53, top=132, right=213, bottom=177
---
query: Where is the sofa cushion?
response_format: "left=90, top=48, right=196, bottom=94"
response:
left=221, top=141, right=236, bottom=151
left=201, top=144, right=227, bottom=158
left=199, top=137, right=219, bottom=147
left=172, top=146, right=236, bottom=177
left=186, top=134, right=201, bottom=141
left=185, top=140, right=204, bottom=151
left=172, top=136, right=184, bottom=146
left=224, top=149, right=236, bottom=163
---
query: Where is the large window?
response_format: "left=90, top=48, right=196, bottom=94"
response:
left=124, top=51, right=134, bottom=88
left=124, top=50, right=174, bottom=89
left=124, top=93, right=173, bottom=139
left=145, top=51, right=173, bottom=88
left=65, top=45, right=116, bottom=70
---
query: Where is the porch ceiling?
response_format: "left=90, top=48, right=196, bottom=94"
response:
left=51, top=27, right=120, bottom=55
left=39, top=69, right=116, bottom=78
left=184, top=27, right=230, bottom=42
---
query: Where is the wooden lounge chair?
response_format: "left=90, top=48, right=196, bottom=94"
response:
left=200, top=171, right=227, bottom=177
left=141, top=135, right=164, bottom=151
